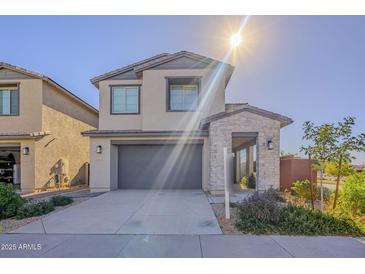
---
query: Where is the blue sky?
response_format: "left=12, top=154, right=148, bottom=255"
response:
left=0, top=16, right=364, bottom=164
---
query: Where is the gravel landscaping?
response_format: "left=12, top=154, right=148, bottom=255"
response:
left=211, top=203, right=242, bottom=234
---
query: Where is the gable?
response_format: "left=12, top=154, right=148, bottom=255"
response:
left=108, top=69, right=139, bottom=81
left=0, top=68, right=35, bottom=80
left=151, top=56, right=215, bottom=70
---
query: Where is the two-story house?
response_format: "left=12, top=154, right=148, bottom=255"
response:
left=0, top=62, right=98, bottom=193
left=83, top=51, right=293, bottom=194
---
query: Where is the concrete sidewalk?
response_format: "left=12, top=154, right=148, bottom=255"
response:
left=0, top=234, right=364, bottom=258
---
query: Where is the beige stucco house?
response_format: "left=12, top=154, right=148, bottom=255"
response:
left=0, top=62, right=98, bottom=193
left=83, top=51, right=292, bottom=194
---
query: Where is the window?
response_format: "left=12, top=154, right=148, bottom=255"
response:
left=0, top=85, right=19, bottom=116
left=167, top=78, right=199, bottom=111
left=111, top=86, right=139, bottom=114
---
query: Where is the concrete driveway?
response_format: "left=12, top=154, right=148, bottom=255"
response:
left=12, top=190, right=222, bottom=235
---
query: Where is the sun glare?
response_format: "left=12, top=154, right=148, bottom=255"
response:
left=230, top=32, right=242, bottom=48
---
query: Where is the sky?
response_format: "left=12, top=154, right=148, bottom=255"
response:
left=0, top=16, right=364, bottom=164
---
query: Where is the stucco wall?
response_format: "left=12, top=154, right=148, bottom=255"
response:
left=97, top=68, right=226, bottom=131
left=141, top=69, right=225, bottom=131
left=42, top=82, right=98, bottom=128
left=208, top=111, right=281, bottom=192
left=33, top=105, right=95, bottom=189
left=0, top=79, right=43, bottom=134
left=89, top=136, right=209, bottom=192
left=98, top=80, right=143, bottom=130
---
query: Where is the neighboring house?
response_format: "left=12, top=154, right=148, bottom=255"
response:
left=83, top=51, right=293, bottom=194
left=0, top=62, right=98, bottom=193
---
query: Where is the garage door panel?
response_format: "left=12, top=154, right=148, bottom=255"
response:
left=118, top=144, right=202, bottom=189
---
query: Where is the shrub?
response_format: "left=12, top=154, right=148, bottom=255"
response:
left=240, top=176, right=248, bottom=188
left=278, top=204, right=364, bottom=236
left=16, top=200, right=54, bottom=219
left=50, top=195, right=73, bottom=207
left=291, top=180, right=331, bottom=202
left=235, top=189, right=365, bottom=236
left=235, top=191, right=282, bottom=234
left=262, top=188, right=285, bottom=202
left=248, top=173, right=256, bottom=189
left=337, top=171, right=365, bottom=217
left=0, top=183, right=25, bottom=219
left=291, top=180, right=313, bottom=200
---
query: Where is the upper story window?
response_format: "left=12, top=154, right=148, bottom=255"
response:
left=0, top=84, right=19, bottom=116
left=167, top=77, right=200, bottom=112
left=111, top=86, right=140, bottom=114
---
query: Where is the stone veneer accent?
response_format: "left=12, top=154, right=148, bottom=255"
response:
left=208, top=111, right=281, bottom=192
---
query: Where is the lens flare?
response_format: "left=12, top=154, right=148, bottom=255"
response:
left=230, top=33, right=242, bottom=48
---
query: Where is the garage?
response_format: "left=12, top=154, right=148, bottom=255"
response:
left=0, top=146, right=21, bottom=189
left=117, top=142, right=202, bottom=189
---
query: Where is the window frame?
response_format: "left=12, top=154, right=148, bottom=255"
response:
left=0, top=83, right=20, bottom=116
left=165, top=77, right=201, bottom=112
left=110, top=85, right=141, bottom=115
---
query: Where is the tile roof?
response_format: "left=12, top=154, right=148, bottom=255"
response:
left=90, top=50, right=235, bottom=87
left=200, top=104, right=293, bottom=129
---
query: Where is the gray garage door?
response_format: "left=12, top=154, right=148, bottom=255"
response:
left=118, top=144, right=202, bottom=189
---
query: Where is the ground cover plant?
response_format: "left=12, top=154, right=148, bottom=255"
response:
left=235, top=188, right=365, bottom=236
left=0, top=183, right=73, bottom=220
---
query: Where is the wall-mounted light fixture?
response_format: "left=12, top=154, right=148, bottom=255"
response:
left=96, top=145, right=102, bottom=154
left=267, top=139, right=274, bottom=150
left=22, top=147, right=29, bottom=155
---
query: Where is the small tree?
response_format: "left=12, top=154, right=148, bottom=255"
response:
left=331, top=117, right=365, bottom=209
left=301, top=121, right=336, bottom=210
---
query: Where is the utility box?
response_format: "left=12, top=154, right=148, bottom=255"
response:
left=280, top=156, right=317, bottom=191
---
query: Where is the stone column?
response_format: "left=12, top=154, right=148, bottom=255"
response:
left=246, top=145, right=254, bottom=176
left=235, top=151, right=241, bottom=183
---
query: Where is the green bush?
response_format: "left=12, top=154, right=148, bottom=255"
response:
left=235, top=189, right=364, bottom=236
left=0, top=184, right=25, bottom=219
left=16, top=200, right=54, bottom=219
left=291, top=180, right=331, bottom=202
left=240, top=176, right=248, bottom=188
left=262, top=188, right=285, bottom=202
left=235, top=191, right=282, bottom=234
left=50, top=195, right=73, bottom=207
left=337, top=171, right=365, bottom=217
left=248, top=173, right=256, bottom=189
left=291, top=180, right=313, bottom=200
left=278, top=205, right=364, bottom=236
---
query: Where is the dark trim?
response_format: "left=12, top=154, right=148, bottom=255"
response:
left=165, top=77, right=201, bottom=112
left=82, top=130, right=209, bottom=137
left=232, top=132, right=258, bottom=138
left=0, top=82, right=20, bottom=116
left=110, top=85, right=141, bottom=115
left=0, top=133, right=43, bottom=140
left=111, top=139, right=204, bottom=145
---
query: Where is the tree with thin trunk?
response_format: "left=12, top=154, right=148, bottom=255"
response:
left=308, top=153, right=315, bottom=209
left=331, top=117, right=365, bottom=210
left=301, top=121, right=336, bottom=210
